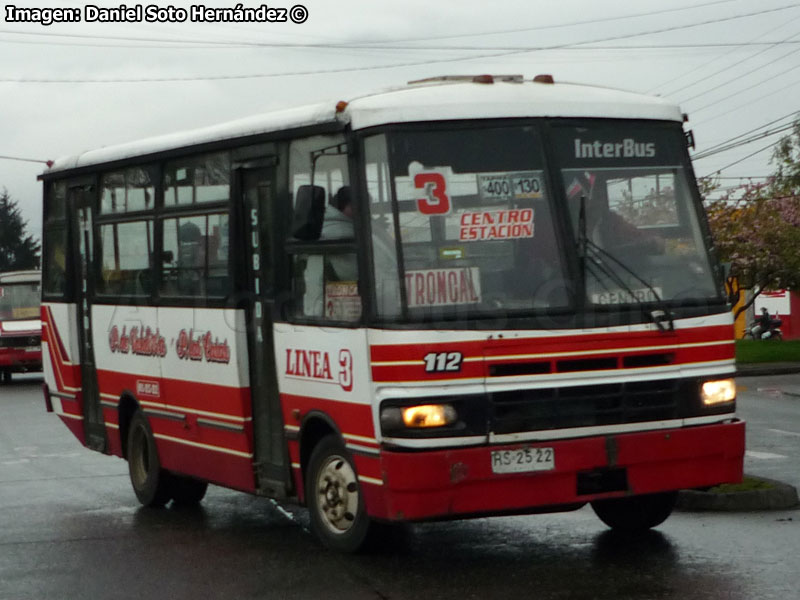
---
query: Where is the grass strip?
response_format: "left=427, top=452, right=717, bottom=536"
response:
left=708, top=476, right=774, bottom=494
left=735, top=339, right=800, bottom=364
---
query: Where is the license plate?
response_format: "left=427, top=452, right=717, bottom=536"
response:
left=491, top=447, right=555, bottom=474
left=24, top=346, right=41, bottom=352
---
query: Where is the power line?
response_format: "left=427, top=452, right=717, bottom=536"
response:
left=659, top=14, right=800, bottom=98
left=354, top=0, right=742, bottom=44
left=702, top=140, right=779, bottom=177
left=680, top=44, right=800, bottom=105
left=690, top=61, right=800, bottom=114
left=0, top=0, right=746, bottom=50
left=5, top=36, right=800, bottom=51
left=0, top=154, right=51, bottom=165
left=0, top=4, right=798, bottom=52
left=693, top=123, right=795, bottom=160
left=700, top=110, right=799, bottom=152
left=3, top=5, right=799, bottom=84
left=690, top=73, right=800, bottom=125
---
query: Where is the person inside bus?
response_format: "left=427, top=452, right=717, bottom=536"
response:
left=176, top=220, right=206, bottom=295
left=320, top=186, right=355, bottom=242
left=302, top=186, right=359, bottom=318
left=567, top=172, right=665, bottom=257
left=328, top=186, right=402, bottom=315
left=320, top=186, right=358, bottom=282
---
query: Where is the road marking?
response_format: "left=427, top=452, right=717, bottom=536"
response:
left=745, top=450, right=788, bottom=460
left=768, top=428, right=800, bottom=438
left=756, top=387, right=782, bottom=396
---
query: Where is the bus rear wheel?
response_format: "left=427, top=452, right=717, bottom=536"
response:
left=306, top=435, right=371, bottom=553
left=127, top=411, right=172, bottom=507
left=591, top=491, right=678, bottom=532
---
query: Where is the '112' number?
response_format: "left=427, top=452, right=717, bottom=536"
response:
left=423, top=351, right=463, bottom=373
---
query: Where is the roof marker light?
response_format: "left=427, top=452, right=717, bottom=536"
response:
left=335, top=100, right=348, bottom=113
left=533, top=74, right=555, bottom=84
left=472, top=74, right=494, bottom=84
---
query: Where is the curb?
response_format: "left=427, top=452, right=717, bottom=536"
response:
left=736, top=364, right=800, bottom=377
left=677, top=475, right=799, bottom=512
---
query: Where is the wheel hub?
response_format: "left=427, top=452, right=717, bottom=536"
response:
left=316, top=456, right=359, bottom=534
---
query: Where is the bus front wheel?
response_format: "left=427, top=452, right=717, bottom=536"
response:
left=591, top=491, right=678, bottom=532
left=305, top=435, right=371, bottom=553
left=170, top=474, right=208, bottom=506
left=127, top=411, right=172, bottom=507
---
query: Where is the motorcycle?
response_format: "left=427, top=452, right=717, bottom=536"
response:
left=745, top=314, right=783, bottom=340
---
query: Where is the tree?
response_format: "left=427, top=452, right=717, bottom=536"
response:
left=771, top=118, right=800, bottom=194
left=0, top=189, right=40, bottom=271
left=703, top=117, right=800, bottom=318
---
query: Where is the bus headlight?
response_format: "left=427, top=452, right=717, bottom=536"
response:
left=701, top=379, right=736, bottom=406
left=380, top=404, right=458, bottom=430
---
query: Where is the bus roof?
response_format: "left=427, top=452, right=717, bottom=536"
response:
left=43, top=76, right=683, bottom=176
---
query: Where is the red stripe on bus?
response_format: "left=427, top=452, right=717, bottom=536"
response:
left=369, top=324, right=733, bottom=363
left=95, top=369, right=252, bottom=421
left=371, top=338, right=734, bottom=382
left=42, top=306, right=70, bottom=366
left=41, top=308, right=81, bottom=392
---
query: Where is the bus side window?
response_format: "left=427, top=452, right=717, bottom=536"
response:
left=161, top=214, right=230, bottom=298
left=97, top=221, right=154, bottom=298
left=292, top=185, right=325, bottom=241
left=292, top=252, right=361, bottom=321
left=42, top=181, right=68, bottom=299
left=287, top=135, right=361, bottom=324
left=289, top=188, right=361, bottom=323
left=43, top=225, right=68, bottom=298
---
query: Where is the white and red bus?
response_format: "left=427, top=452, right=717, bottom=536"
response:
left=40, top=74, right=744, bottom=552
left=0, top=270, right=42, bottom=383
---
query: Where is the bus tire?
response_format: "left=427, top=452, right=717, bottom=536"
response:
left=305, top=435, right=371, bottom=553
left=170, top=475, right=208, bottom=506
left=591, top=491, right=678, bottom=532
left=127, top=411, right=172, bottom=508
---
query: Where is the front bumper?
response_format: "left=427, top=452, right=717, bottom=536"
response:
left=0, top=347, right=42, bottom=371
left=371, top=420, right=745, bottom=521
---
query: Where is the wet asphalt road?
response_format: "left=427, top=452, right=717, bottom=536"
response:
left=1, top=373, right=798, bottom=600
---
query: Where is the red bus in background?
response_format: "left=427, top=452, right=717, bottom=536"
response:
left=0, top=270, right=42, bottom=383
left=39, top=75, right=744, bottom=552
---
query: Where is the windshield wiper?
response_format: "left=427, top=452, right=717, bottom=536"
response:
left=576, top=197, right=673, bottom=332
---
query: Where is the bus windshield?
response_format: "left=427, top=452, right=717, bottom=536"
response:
left=553, top=122, right=719, bottom=307
left=364, top=126, right=571, bottom=319
left=0, top=282, right=41, bottom=321
left=364, top=121, right=720, bottom=320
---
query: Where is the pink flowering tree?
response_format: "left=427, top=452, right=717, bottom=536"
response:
left=703, top=118, right=800, bottom=318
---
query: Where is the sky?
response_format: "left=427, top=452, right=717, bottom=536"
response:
left=1, top=0, right=799, bottom=238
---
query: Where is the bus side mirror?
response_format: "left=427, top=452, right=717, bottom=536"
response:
left=162, top=250, right=174, bottom=263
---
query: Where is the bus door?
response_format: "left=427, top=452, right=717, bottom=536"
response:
left=70, top=183, right=105, bottom=452
left=237, top=159, right=288, bottom=497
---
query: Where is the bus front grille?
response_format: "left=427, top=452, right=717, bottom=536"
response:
left=0, top=335, right=40, bottom=348
left=489, top=379, right=682, bottom=434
